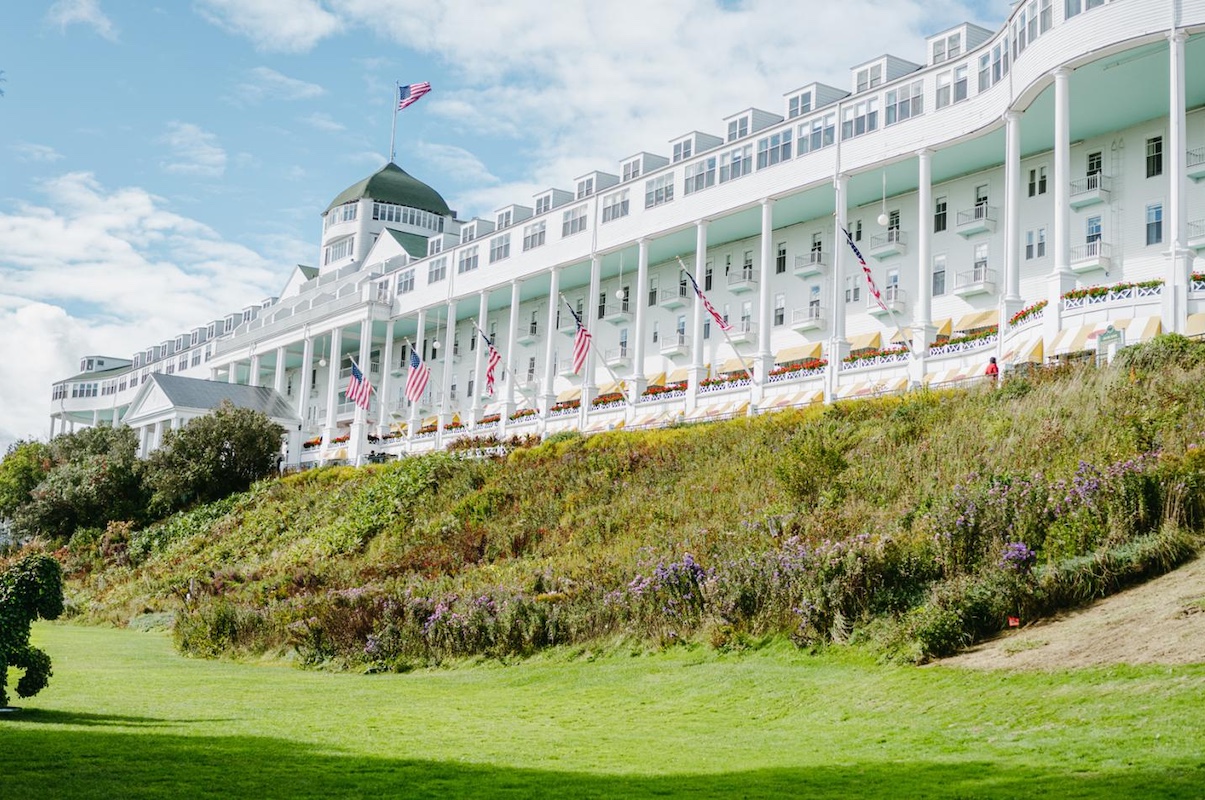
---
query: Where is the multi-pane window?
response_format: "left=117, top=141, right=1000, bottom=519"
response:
left=934, top=197, right=948, bottom=233
left=979, top=38, right=1010, bottom=91
left=727, top=116, right=749, bottom=142
left=1087, top=151, right=1102, bottom=176
left=787, top=91, right=812, bottom=119
left=602, top=189, right=630, bottom=222
left=397, top=268, right=416, bottom=293
left=1025, top=228, right=1047, bottom=259
left=325, top=202, right=357, bottom=229
left=457, top=246, right=479, bottom=274
left=932, top=254, right=946, bottom=296
left=649, top=277, right=659, bottom=307
left=685, top=157, right=717, bottom=194
left=936, top=72, right=953, bottom=108
left=429, top=238, right=443, bottom=256
left=854, top=220, right=863, bottom=242
left=1028, top=166, right=1048, bottom=196
left=973, top=243, right=988, bottom=273
left=323, top=235, right=354, bottom=265
left=756, top=128, right=792, bottom=168
left=622, top=160, right=640, bottom=182
left=1066, top=0, right=1106, bottom=18
left=496, top=210, right=512, bottom=229
left=672, top=140, right=693, bottom=162
left=885, top=81, right=924, bottom=125
left=523, top=221, right=546, bottom=251
left=704, top=262, right=713, bottom=291
left=844, top=276, right=861, bottom=303
left=1146, top=136, right=1163, bottom=178
left=975, top=184, right=989, bottom=208
left=1086, top=215, right=1102, bottom=245
left=774, top=293, right=786, bottom=326
left=932, top=32, right=961, bottom=64
left=954, top=66, right=968, bottom=102
left=489, top=234, right=510, bottom=263
left=887, top=210, right=901, bottom=242
left=645, top=174, right=674, bottom=208
left=1146, top=203, right=1163, bottom=245
left=576, top=178, right=594, bottom=199
left=461, top=226, right=476, bottom=244
left=371, top=202, right=444, bottom=232
left=562, top=205, right=588, bottom=237
left=428, top=257, right=447, bottom=284
left=719, top=145, right=753, bottom=183
left=841, top=98, right=879, bottom=139
left=776, top=242, right=787, bottom=274
left=797, top=113, right=836, bottom=154
left=535, top=195, right=551, bottom=214
left=856, top=64, right=882, bottom=92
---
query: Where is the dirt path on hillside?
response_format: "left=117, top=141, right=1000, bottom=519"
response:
left=942, top=555, right=1205, bottom=669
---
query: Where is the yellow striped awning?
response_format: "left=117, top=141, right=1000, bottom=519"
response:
left=667, top=367, right=691, bottom=383
left=774, top=342, right=823, bottom=364
left=597, top=381, right=625, bottom=395
left=1187, top=313, right=1205, bottom=338
left=1117, top=315, right=1162, bottom=343
left=720, top=357, right=749, bottom=374
left=847, top=331, right=882, bottom=351
left=892, top=317, right=952, bottom=344
left=953, top=309, right=1000, bottom=332
left=645, top=372, right=666, bottom=387
left=556, top=387, right=582, bottom=402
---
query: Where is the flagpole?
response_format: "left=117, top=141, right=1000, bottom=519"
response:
left=675, top=256, right=760, bottom=387
left=559, top=294, right=623, bottom=390
left=840, top=229, right=915, bottom=359
left=389, top=82, right=399, bottom=163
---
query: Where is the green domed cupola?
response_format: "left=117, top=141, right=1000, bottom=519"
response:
left=325, top=162, right=451, bottom=217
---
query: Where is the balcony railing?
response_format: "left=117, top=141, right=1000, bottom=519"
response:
left=516, top=321, right=540, bottom=344
left=953, top=265, right=997, bottom=297
left=794, top=251, right=828, bottom=278
left=659, top=332, right=690, bottom=356
left=727, top=268, right=758, bottom=294
left=1188, top=147, right=1205, bottom=181
left=1070, top=174, right=1112, bottom=208
left=956, top=205, right=998, bottom=236
left=1070, top=240, right=1113, bottom=273
left=728, top=320, right=756, bottom=343
left=604, top=346, right=631, bottom=367
left=659, top=286, right=692, bottom=309
left=602, top=300, right=632, bottom=324
left=867, top=285, right=906, bottom=316
left=1189, top=218, right=1205, bottom=249
left=791, top=305, right=825, bottom=331
left=868, top=230, right=906, bottom=258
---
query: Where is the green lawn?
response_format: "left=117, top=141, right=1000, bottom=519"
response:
left=4, top=623, right=1205, bottom=799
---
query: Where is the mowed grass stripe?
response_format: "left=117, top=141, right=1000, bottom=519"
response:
left=3, top=623, right=1204, bottom=798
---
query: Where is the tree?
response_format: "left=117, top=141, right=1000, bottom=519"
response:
left=0, top=553, right=64, bottom=707
left=0, top=441, right=52, bottom=522
left=146, top=402, right=284, bottom=515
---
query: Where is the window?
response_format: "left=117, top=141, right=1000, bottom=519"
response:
left=1087, top=151, right=1102, bottom=176
left=797, top=112, right=836, bottom=154
left=719, top=145, right=752, bottom=183
left=1040, top=0, right=1052, bottom=32
left=562, top=205, right=588, bottom=237
left=756, top=128, right=792, bottom=168
left=461, top=226, right=476, bottom=244
left=934, top=196, right=947, bottom=233
left=936, top=71, right=952, bottom=109
left=652, top=321, right=659, bottom=344
left=854, top=219, right=863, bottom=242
left=676, top=314, right=687, bottom=336
left=954, top=65, right=968, bottom=102
left=774, top=293, right=785, bottom=326
left=1066, top=0, right=1106, bottom=18
left=602, top=189, right=630, bottom=222
left=645, top=174, right=674, bottom=208
left=810, top=233, right=823, bottom=260
left=788, top=91, right=812, bottom=119
left=887, top=210, right=901, bottom=241
left=842, top=98, right=879, bottom=139
left=649, top=277, right=659, bottom=307
left=685, top=157, right=716, bottom=195
left=886, top=269, right=900, bottom=300
left=535, top=195, right=551, bottom=214
left=932, top=254, right=946, bottom=296
left=844, top=276, right=861, bottom=303
left=975, top=184, right=989, bottom=208
left=886, top=81, right=924, bottom=125
left=497, top=210, right=512, bottom=229
left=325, top=202, right=357, bottom=228
left=619, top=328, right=629, bottom=354
left=980, top=39, right=1010, bottom=91
left=323, top=235, right=354, bottom=265
left=1028, top=166, right=1047, bottom=197
left=856, top=63, right=882, bottom=92
left=1025, top=228, right=1047, bottom=259
left=428, top=257, right=447, bottom=284
left=973, top=243, right=988, bottom=276
left=576, top=177, right=594, bottom=199
left=776, top=242, right=787, bottom=274
left=523, top=221, right=546, bottom=251
left=622, top=160, right=640, bottom=182
left=429, top=238, right=443, bottom=256
left=743, top=250, right=754, bottom=278
left=672, top=140, right=692, bottom=162
left=489, top=234, right=510, bottom=263
left=1146, top=136, right=1163, bottom=178
left=704, top=261, right=713, bottom=291
left=809, top=285, right=821, bottom=315
left=1146, top=203, right=1163, bottom=245
left=397, top=268, right=415, bottom=293
left=727, top=116, right=749, bottom=142
left=1086, top=215, right=1102, bottom=245
left=932, top=32, right=961, bottom=64
left=457, top=246, right=479, bottom=274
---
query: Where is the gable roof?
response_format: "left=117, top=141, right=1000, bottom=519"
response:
left=124, top=374, right=300, bottom=428
left=325, top=162, right=452, bottom=217
left=385, top=228, right=430, bottom=259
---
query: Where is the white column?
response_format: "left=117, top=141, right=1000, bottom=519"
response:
left=297, top=335, right=313, bottom=421
left=756, top=198, right=776, bottom=376
left=323, top=327, right=342, bottom=441
left=827, top=174, right=850, bottom=402
left=630, top=238, right=650, bottom=400
left=91, top=409, right=99, bottom=426
left=542, top=267, right=561, bottom=414
left=471, top=290, right=489, bottom=422
left=351, top=317, right=372, bottom=464
left=273, top=346, right=287, bottom=395
left=248, top=353, right=261, bottom=388
left=504, top=280, right=521, bottom=420
left=49, top=415, right=56, bottom=439
left=1004, top=112, right=1022, bottom=304
left=1167, top=29, right=1193, bottom=333
left=912, top=149, right=934, bottom=384
left=408, top=310, right=426, bottom=439
left=227, top=362, right=238, bottom=384
left=377, top=319, right=395, bottom=438
left=1046, top=67, right=1075, bottom=339
left=138, top=424, right=150, bottom=458
left=439, top=301, right=457, bottom=433
left=688, top=220, right=708, bottom=411
left=580, top=256, right=602, bottom=428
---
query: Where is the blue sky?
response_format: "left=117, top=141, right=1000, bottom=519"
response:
left=0, top=0, right=1000, bottom=448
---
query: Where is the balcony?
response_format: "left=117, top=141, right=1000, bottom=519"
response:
left=1188, top=147, right=1205, bottom=182
left=953, top=265, right=997, bottom=298
left=956, top=205, right=997, bottom=237
left=728, top=320, right=757, bottom=343
left=868, top=230, right=906, bottom=259
left=794, top=251, right=828, bottom=278
left=602, top=300, right=632, bottom=325
left=558, top=358, right=580, bottom=377
left=515, top=321, right=540, bottom=345
left=727, top=267, right=758, bottom=294
left=867, top=286, right=906, bottom=317
left=557, top=316, right=579, bottom=335
left=603, top=346, right=631, bottom=368
left=791, top=305, right=825, bottom=332
left=1069, top=174, right=1111, bottom=208
left=1189, top=218, right=1205, bottom=251
left=1070, top=240, right=1113, bottom=274
left=659, top=286, right=692, bottom=309
left=659, top=332, right=690, bottom=357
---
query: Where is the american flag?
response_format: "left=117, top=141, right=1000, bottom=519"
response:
left=345, top=362, right=372, bottom=410
left=404, top=349, right=430, bottom=403
left=842, top=228, right=888, bottom=312
left=564, top=300, right=592, bottom=375
left=683, top=267, right=731, bottom=332
left=397, top=82, right=431, bottom=111
left=476, top=325, right=503, bottom=396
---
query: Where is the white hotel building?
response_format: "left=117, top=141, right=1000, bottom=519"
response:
left=51, top=0, right=1205, bottom=465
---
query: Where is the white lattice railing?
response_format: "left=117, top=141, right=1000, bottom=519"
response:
left=638, top=388, right=687, bottom=403
left=548, top=406, right=580, bottom=418
left=840, top=352, right=910, bottom=371
left=590, top=400, right=627, bottom=412
left=767, top=366, right=826, bottom=384
left=699, top=378, right=752, bottom=394
left=927, top=334, right=998, bottom=358
left=1008, top=307, right=1045, bottom=330
left=1062, top=283, right=1162, bottom=311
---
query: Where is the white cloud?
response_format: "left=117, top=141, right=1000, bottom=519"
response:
left=195, top=0, right=341, bottom=53
left=159, top=122, right=227, bottom=178
left=0, top=172, right=282, bottom=448
left=46, top=0, right=118, bottom=42
left=301, top=112, right=346, bottom=133
left=234, top=66, right=326, bottom=105
left=11, top=143, right=64, bottom=163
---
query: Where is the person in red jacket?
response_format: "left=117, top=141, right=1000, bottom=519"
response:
left=985, top=356, right=999, bottom=381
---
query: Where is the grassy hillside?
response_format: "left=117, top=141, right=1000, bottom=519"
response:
left=61, top=336, right=1205, bottom=668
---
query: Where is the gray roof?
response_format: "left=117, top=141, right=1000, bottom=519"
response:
left=149, top=374, right=300, bottom=421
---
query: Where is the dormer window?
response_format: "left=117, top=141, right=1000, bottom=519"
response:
left=535, top=195, right=552, bottom=215
left=932, top=32, right=961, bottom=64
left=429, top=238, right=443, bottom=256
left=856, top=64, right=882, bottom=93
left=672, top=140, right=693, bottom=162
left=576, top=177, right=594, bottom=199
left=727, top=116, right=749, bottom=142
left=787, top=91, right=812, bottom=119
left=461, top=226, right=476, bottom=244
left=496, top=210, right=512, bottom=229
left=622, top=160, right=641, bottom=182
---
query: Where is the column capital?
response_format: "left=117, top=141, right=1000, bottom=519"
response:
left=1052, top=66, right=1071, bottom=80
left=760, top=196, right=776, bottom=208
left=1169, top=29, right=1188, bottom=44
left=915, top=147, right=934, bottom=160
left=1003, top=109, right=1022, bottom=124
left=694, top=218, right=709, bottom=228
left=834, top=173, right=850, bottom=186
